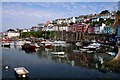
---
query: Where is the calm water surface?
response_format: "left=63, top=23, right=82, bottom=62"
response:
left=2, top=45, right=120, bottom=79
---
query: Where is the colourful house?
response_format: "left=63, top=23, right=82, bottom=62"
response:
left=67, top=23, right=85, bottom=32
left=88, top=26, right=94, bottom=33
left=102, top=26, right=113, bottom=34
left=94, top=25, right=101, bottom=34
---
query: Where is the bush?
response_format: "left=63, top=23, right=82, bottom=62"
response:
left=21, top=31, right=55, bottom=39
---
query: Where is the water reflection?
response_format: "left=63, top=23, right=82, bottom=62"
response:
left=13, top=44, right=120, bottom=73
left=2, top=43, right=120, bottom=78
left=31, top=44, right=120, bottom=73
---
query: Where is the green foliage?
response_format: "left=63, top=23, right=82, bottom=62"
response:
left=93, top=21, right=99, bottom=24
left=116, top=10, right=120, bottom=15
left=21, top=32, right=32, bottom=38
left=50, top=31, right=55, bottom=38
left=99, top=18, right=104, bottom=22
left=100, top=10, right=110, bottom=14
left=105, top=19, right=115, bottom=25
left=98, top=18, right=105, bottom=24
left=70, top=22, right=74, bottom=25
left=90, top=18, right=115, bottom=25
left=21, top=31, right=55, bottom=39
left=52, top=20, right=57, bottom=24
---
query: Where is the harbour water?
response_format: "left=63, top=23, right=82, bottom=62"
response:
left=2, top=44, right=120, bottom=79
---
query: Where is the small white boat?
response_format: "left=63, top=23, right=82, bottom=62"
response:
left=52, top=43, right=67, bottom=47
left=40, top=40, right=52, bottom=48
left=106, top=52, right=116, bottom=56
left=52, top=54, right=67, bottom=58
left=14, top=41, right=25, bottom=46
left=90, top=43, right=101, bottom=47
left=83, top=42, right=101, bottom=50
left=53, top=40, right=66, bottom=44
left=2, top=42, right=11, bottom=47
left=9, top=42, right=15, bottom=46
left=75, top=42, right=82, bottom=46
left=73, top=50, right=80, bottom=53
left=51, top=52, right=65, bottom=55
left=25, top=41, right=31, bottom=44
left=87, top=50, right=94, bottom=53
left=14, top=67, right=29, bottom=78
left=41, top=40, right=53, bottom=44
left=39, top=43, right=52, bottom=48
left=45, top=43, right=52, bottom=46
left=80, top=48, right=88, bottom=52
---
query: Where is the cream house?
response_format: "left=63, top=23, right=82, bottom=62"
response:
left=4, top=29, right=20, bottom=38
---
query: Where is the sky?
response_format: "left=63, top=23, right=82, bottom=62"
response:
left=1, top=0, right=120, bottom=2
left=2, top=2, right=118, bottom=31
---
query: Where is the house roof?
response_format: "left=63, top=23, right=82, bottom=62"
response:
left=7, top=29, right=16, bottom=32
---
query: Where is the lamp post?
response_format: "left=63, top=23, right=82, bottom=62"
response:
left=43, top=33, right=45, bottom=40
left=72, top=33, right=74, bottom=41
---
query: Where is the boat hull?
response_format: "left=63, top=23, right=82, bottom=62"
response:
left=14, top=72, right=28, bottom=78
left=14, top=67, right=29, bottom=78
left=2, top=43, right=11, bottom=48
left=22, top=44, right=39, bottom=50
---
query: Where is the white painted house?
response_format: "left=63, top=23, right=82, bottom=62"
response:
left=22, top=29, right=30, bottom=32
left=42, top=24, right=54, bottom=31
left=100, top=13, right=111, bottom=20
left=38, top=23, right=44, bottom=30
left=4, top=31, right=20, bottom=38
left=69, top=17, right=76, bottom=23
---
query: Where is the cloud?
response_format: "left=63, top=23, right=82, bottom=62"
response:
left=2, top=2, right=118, bottom=31
left=2, top=0, right=120, bottom=2
left=2, top=2, right=68, bottom=31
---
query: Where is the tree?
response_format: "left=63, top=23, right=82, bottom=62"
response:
left=70, top=22, right=74, bottom=25
left=52, top=20, right=57, bottom=24
left=116, top=10, right=120, bottom=15
left=99, top=18, right=105, bottom=24
left=21, top=31, right=55, bottom=39
left=7, top=29, right=15, bottom=32
left=105, top=19, right=115, bottom=25
left=21, top=32, right=32, bottom=38
left=100, top=10, right=110, bottom=14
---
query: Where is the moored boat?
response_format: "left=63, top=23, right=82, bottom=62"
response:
left=30, top=43, right=40, bottom=48
left=41, top=40, right=53, bottom=44
left=53, top=40, right=66, bottom=44
left=75, top=42, right=82, bottom=46
left=106, top=52, right=116, bottom=56
left=14, top=40, right=25, bottom=46
left=52, top=43, right=68, bottom=47
left=22, top=43, right=40, bottom=49
left=14, top=67, right=29, bottom=78
left=9, top=42, right=15, bottom=46
left=40, top=40, right=52, bottom=48
left=2, top=42, right=11, bottom=48
left=73, top=50, right=80, bottom=53
left=51, top=52, right=65, bottom=55
left=83, top=42, right=101, bottom=51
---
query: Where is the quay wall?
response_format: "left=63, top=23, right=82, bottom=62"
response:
left=55, top=31, right=111, bottom=43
